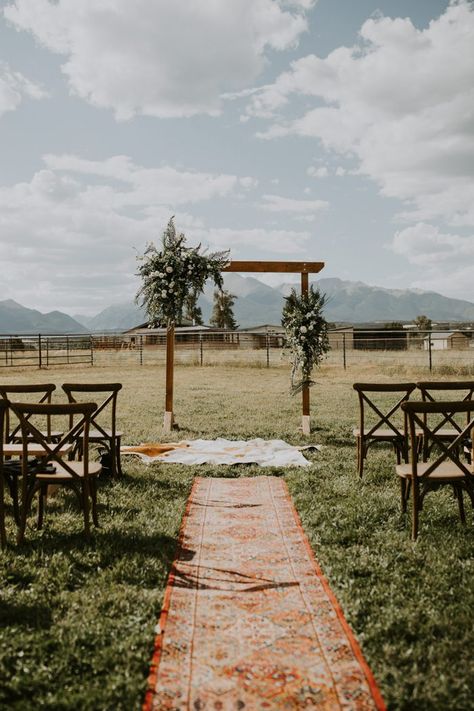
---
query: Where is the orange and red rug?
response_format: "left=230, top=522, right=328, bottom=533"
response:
left=144, top=477, right=385, bottom=710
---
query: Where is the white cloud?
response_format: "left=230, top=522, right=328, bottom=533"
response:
left=191, top=226, right=311, bottom=255
left=391, top=222, right=474, bottom=301
left=4, top=0, right=311, bottom=119
left=0, top=155, right=311, bottom=312
left=307, top=166, right=328, bottom=178
left=260, top=193, right=329, bottom=213
left=43, top=154, right=243, bottom=206
left=0, top=61, right=47, bottom=117
left=247, top=1, right=474, bottom=228
left=0, top=155, right=259, bottom=313
left=392, top=223, right=474, bottom=266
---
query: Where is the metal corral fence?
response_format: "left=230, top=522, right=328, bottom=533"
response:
left=0, top=329, right=473, bottom=372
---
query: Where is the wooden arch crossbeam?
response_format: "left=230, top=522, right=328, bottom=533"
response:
left=163, top=260, right=325, bottom=434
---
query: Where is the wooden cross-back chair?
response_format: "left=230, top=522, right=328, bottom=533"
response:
left=61, top=383, right=123, bottom=477
left=397, top=400, right=474, bottom=540
left=0, top=384, right=64, bottom=526
left=0, top=400, right=8, bottom=548
left=0, top=383, right=61, bottom=443
left=9, top=401, right=102, bottom=545
left=353, top=382, right=417, bottom=477
left=417, top=381, right=474, bottom=461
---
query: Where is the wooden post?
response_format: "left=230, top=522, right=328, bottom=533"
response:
left=301, top=272, right=311, bottom=435
left=164, top=324, right=175, bottom=432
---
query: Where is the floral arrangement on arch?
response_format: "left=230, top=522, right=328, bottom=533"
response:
left=136, top=217, right=230, bottom=326
left=281, top=285, right=329, bottom=394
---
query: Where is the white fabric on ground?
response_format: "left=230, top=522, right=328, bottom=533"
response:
left=121, top=438, right=320, bottom=467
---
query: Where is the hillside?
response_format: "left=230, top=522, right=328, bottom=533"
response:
left=5, top=277, right=474, bottom=334
left=0, top=299, right=88, bottom=334
left=75, top=276, right=474, bottom=331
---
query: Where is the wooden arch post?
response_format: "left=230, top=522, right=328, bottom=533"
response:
left=163, top=260, right=324, bottom=434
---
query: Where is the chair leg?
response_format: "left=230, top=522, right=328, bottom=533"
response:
left=0, top=478, right=6, bottom=549
left=82, top=480, right=91, bottom=538
left=5, top=477, right=20, bottom=526
left=400, top=478, right=409, bottom=513
left=464, top=481, right=474, bottom=509
left=115, top=436, right=123, bottom=477
left=90, top=479, right=99, bottom=528
left=455, top=485, right=466, bottom=524
left=357, top=437, right=365, bottom=478
left=37, top=484, right=47, bottom=530
left=412, top=479, right=420, bottom=541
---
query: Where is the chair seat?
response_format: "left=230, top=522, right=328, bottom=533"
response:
left=12, top=430, right=64, bottom=442
left=396, top=462, right=472, bottom=481
left=35, top=460, right=102, bottom=481
left=429, top=428, right=463, bottom=439
left=88, top=428, right=123, bottom=440
left=3, top=443, right=72, bottom=457
left=353, top=427, right=403, bottom=439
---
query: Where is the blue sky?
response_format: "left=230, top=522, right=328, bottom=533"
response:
left=0, top=0, right=473, bottom=315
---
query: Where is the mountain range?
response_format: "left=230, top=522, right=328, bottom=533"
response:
left=0, top=299, right=87, bottom=334
left=2, top=276, right=474, bottom=334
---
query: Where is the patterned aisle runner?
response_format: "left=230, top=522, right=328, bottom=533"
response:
left=144, top=477, right=385, bottom=710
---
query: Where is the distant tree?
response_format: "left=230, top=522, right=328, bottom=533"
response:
left=384, top=322, right=404, bottom=330
left=183, top=290, right=203, bottom=325
left=414, top=314, right=432, bottom=331
left=210, top=289, right=238, bottom=329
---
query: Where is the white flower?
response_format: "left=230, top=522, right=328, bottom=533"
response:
left=158, top=272, right=164, bottom=278
left=161, top=290, right=167, bottom=297
left=169, top=281, right=175, bottom=288
left=308, top=324, right=313, bottom=330
left=300, top=326, right=307, bottom=334
left=150, top=271, right=160, bottom=278
left=166, top=266, right=173, bottom=273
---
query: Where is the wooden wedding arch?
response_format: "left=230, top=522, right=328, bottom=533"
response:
left=163, top=260, right=325, bottom=434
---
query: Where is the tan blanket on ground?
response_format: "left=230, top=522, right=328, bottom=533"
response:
left=121, top=438, right=320, bottom=467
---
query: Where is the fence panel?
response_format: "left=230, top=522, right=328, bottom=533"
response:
left=0, top=330, right=472, bottom=373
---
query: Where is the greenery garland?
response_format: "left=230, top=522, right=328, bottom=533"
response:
left=282, top=285, right=329, bottom=394
left=136, top=217, right=230, bottom=326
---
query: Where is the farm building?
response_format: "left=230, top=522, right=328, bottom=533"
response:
left=237, top=325, right=285, bottom=349
left=423, top=331, right=470, bottom=350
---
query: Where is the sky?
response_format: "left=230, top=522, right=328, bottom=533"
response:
left=0, top=0, right=473, bottom=316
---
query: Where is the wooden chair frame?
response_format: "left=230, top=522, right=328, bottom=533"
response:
left=399, top=400, right=474, bottom=540
left=11, top=401, right=101, bottom=544
left=62, top=383, right=123, bottom=477
left=0, top=383, right=58, bottom=443
left=0, top=400, right=8, bottom=548
left=353, top=382, right=417, bottom=477
left=0, top=383, right=61, bottom=525
left=417, top=381, right=474, bottom=461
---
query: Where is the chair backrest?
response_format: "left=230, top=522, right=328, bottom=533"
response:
left=0, top=383, right=57, bottom=442
left=402, top=400, right=474, bottom=478
left=417, top=381, right=474, bottom=435
left=61, top=383, right=122, bottom=438
left=353, top=382, right=417, bottom=438
left=10, top=401, right=97, bottom=478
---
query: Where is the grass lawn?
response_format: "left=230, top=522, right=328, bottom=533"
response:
left=1, top=361, right=474, bottom=710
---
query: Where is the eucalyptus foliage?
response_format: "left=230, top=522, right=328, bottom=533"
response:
left=136, top=217, right=230, bottom=326
left=282, top=285, right=329, bottom=394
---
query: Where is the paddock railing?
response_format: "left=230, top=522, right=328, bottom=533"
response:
left=0, top=330, right=472, bottom=373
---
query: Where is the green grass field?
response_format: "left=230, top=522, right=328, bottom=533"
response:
left=1, top=362, right=473, bottom=710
